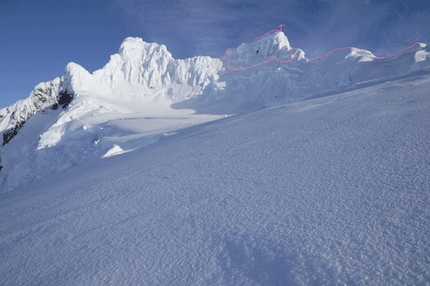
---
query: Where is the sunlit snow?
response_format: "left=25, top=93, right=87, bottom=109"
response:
left=0, top=31, right=430, bottom=285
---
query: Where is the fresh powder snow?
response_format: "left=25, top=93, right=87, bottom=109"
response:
left=0, top=29, right=430, bottom=285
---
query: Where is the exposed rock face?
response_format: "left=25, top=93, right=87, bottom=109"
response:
left=0, top=77, right=75, bottom=146
left=2, top=79, right=59, bottom=145
left=58, top=89, right=74, bottom=109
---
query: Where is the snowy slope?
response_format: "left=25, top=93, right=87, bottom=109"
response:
left=1, top=74, right=429, bottom=285
left=0, top=31, right=430, bottom=192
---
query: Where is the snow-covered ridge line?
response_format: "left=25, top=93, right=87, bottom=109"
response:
left=0, top=78, right=73, bottom=146
left=305, top=42, right=427, bottom=61
left=225, top=26, right=427, bottom=71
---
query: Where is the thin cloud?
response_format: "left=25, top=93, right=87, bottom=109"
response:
left=115, top=0, right=430, bottom=59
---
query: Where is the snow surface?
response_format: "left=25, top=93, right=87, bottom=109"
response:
left=1, top=30, right=430, bottom=284
left=1, top=73, right=430, bottom=285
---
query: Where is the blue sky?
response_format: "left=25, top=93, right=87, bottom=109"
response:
left=1, top=0, right=430, bottom=108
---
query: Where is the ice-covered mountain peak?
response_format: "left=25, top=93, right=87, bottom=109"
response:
left=244, top=31, right=292, bottom=57
left=91, top=37, right=175, bottom=95
left=91, top=37, right=222, bottom=98
left=269, top=31, right=292, bottom=51
left=226, top=31, right=294, bottom=69
left=118, top=37, right=172, bottom=64
left=63, top=62, right=93, bottom=94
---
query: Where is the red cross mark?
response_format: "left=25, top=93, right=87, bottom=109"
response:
left=278, top=24, right=285, bottom=32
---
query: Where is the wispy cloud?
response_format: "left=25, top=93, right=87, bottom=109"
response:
left=114, top=0, right=430, bottom=58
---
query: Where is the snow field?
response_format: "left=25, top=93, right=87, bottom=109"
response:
left=1, top=74, right=430, bottom=285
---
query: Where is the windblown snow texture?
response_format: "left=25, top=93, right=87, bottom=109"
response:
left=1, top=74, right=430, bottom=285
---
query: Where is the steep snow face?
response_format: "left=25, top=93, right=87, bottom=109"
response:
left=226, top=32, right=293, bottom=68
left=93, top=37, right=223, bottom=100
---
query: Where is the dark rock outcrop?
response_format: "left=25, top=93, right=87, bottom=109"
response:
left=0, top=78, right=74, bottom=146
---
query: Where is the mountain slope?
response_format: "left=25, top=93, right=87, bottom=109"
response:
left=0, top=31, right=429, bottom=191
left=1, top=74, right=429, bottom=285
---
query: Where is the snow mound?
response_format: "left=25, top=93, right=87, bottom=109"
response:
left=414, top=43, right=430, bottom=62
left=102, top=144, right=125, bottom=158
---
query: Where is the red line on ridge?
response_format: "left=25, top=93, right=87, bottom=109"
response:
left=225, top=26, right=425, bottom=71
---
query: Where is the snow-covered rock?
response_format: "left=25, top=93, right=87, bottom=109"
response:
left=0, top=77, right=73, bottom=146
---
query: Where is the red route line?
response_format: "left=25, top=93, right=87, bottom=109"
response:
left=226, top=25, right=425, bottom=71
